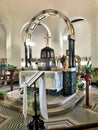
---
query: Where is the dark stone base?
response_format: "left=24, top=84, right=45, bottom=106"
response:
left=32, top=87, right=63, bottom=96
left=62, top=71, right=76, bottom=96
left=46, top=89, right=63, bottom=96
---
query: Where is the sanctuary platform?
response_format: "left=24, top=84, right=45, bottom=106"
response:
left=0, top=89, right=84, bottom=117
left=1, top=85, right=98, bottom=130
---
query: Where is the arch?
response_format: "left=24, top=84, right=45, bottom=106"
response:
left=26, top=9, right=75, bottom=40
left=21, top=21, right=51, bottom=43
left=24, top=9, right=76, bottom=97
left=25, top=9, right=76, bottom=68
left=21, top=21, right=52, bottom=66
left=0, top=16, right=11, bottom=64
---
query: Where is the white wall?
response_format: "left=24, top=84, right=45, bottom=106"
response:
left=0, top=24, right=6, bottom=58
left=0, top=0, right=97, bottom=67
left=73, top=20, right=91, bottom=57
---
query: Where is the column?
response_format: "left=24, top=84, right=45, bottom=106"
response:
left=24, top=42, right=28, bottom=67
left=28, top=46, right=32, bottom=66
left=63, top=71, right=76, bottom=96
left=62, top=36, right=76, bottom=96
left=68, top=36, right=75, bottom=68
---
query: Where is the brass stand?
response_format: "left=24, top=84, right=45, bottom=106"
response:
left=10, top=73, right=13, bottom=91
left=83, top=79, right=92, bottom=108
left=28, top=82, right=45, bottom=130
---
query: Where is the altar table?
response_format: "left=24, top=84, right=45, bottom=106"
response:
left=19, top=70, right=63, bottom=92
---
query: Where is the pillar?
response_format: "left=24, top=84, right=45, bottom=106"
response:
left=62, top=36, right=76, bottom=96
left=24, top=42, right=28, bottom=67
left=63, top=71, right=76, bottom=96
left=68, top=36, right=75, bottom=68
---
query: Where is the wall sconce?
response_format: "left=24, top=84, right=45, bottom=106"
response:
left=63, top=35, right=68, bottom=41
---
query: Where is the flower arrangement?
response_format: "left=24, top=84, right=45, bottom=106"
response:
left=58, top=55, right=66, bottom=65
left=6, top=64, right=17, bottom=71
left=81, top=61, right=95, bottom=80
left=28, top=57, right=38, bottom=64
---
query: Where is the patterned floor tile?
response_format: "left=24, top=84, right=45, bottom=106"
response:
left=0, top=84, right=98, bottom=129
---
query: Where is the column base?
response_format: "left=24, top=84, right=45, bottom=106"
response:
left=82, top=104, right=92, bottom=109
left=63, top=71, right=76, bottom=96
left=28, top=115, right=45, bottom=130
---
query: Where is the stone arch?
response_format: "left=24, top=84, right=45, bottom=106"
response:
left=25, top=9, right=76, bottom=68
left=21, top=21, right=52, bottom=67
left=26, top=9, right=75, bottom=40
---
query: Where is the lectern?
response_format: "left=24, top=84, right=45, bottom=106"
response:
left=24, top=71, right=45, bottom=130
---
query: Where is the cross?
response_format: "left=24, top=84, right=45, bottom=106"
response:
left=44, top=33, right=51, bottom=47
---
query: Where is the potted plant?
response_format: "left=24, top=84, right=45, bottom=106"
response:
left=81, top=61, right=95, bottom=80
left=19, top=87, right=32, bottom=99
left=0, top=90, right=7, bottom=100
left=76, top=78, right=84, bottom=91
left=6, top=64, right=17, bottom=74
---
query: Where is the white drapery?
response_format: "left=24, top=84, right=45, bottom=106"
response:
left=22, top=72, right=48, bottom=120
left=39, top=74, right=48, bottom=120
left=23, top=83, right=27, bottom=119
left=55, top=72, right=63, bottom=92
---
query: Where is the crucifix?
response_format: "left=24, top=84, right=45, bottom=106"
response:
left=44, top=33, right=51, bottom=47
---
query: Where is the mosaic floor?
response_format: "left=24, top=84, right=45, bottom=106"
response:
left=0, top=113, right=12, bottom=130
left=45, top=117, right=79, bottom=129
left=0, top=104, right=32, bottom=130
left=0, top=85, right=98, bottom=129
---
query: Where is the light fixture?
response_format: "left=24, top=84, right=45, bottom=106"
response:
left=26, top=41, right=35, bottom=46
left=63, top=35, right=68, bottom=41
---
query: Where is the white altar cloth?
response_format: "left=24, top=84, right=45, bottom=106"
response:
left=19, top=70, right=63, bottom=92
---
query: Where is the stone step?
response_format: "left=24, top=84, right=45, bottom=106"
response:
left=0, top=89, right=84, bottom=117
left=0, top=97, right=34, bottom=115
left=47, top=91, right=78, bottom=109
left=48, top=91, right=84, bottom=116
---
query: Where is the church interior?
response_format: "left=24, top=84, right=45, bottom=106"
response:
left=0, top=0, right=98, bottom=130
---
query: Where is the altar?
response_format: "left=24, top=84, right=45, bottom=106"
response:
left=19, top=70, right=63, bottom=92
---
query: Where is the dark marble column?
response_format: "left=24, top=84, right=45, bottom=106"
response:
left=62, top=71, right=76, bottom=96
left=62, top=36, right=76, bottom=96
left=28, top=46, right=32, bottom=66
left=24, top=42, right=28, bottom=67
left=68, top=36, right=75, bottom=68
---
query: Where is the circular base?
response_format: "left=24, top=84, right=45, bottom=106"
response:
left=28, top=115, right=45, bottom=130
left=82, top=104, right=92, bottom=109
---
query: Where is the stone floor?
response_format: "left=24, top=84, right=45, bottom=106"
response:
left=0, top=83, right=98, bottom=129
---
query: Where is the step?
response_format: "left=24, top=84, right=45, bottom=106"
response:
left=48, top=91, right=84, bottom=116
left=0, top=89, right=84, bottom=117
